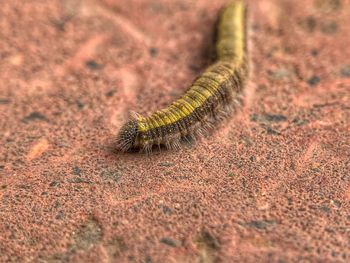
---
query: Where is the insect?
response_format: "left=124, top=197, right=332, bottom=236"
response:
left=117, top=0, right=248, bottom=153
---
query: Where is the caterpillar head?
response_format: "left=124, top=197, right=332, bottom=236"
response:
left=116, top=120, right=139, bottom=152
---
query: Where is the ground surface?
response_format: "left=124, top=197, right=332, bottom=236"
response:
left=1, top=0, right=350, bottom=262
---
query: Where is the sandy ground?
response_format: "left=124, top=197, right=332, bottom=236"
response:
left=0, top=0, right=350, bottom=262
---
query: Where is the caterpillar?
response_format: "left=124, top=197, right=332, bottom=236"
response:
left=117, top=0, right=248, bottom=153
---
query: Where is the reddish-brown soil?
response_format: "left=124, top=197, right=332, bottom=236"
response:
left=1, top=0, right=350, bottom=262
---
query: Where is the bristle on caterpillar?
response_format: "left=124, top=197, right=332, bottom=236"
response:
left=117, top=0, right=248, bottom=153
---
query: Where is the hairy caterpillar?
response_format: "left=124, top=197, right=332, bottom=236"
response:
left=117, top=0, right=248, bottom=153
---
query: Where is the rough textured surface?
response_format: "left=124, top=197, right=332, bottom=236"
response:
left=0, top=0, right=349, bottom=262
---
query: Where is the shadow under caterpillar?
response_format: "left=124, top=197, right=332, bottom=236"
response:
left=117, top=0, right=248, bottom=153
